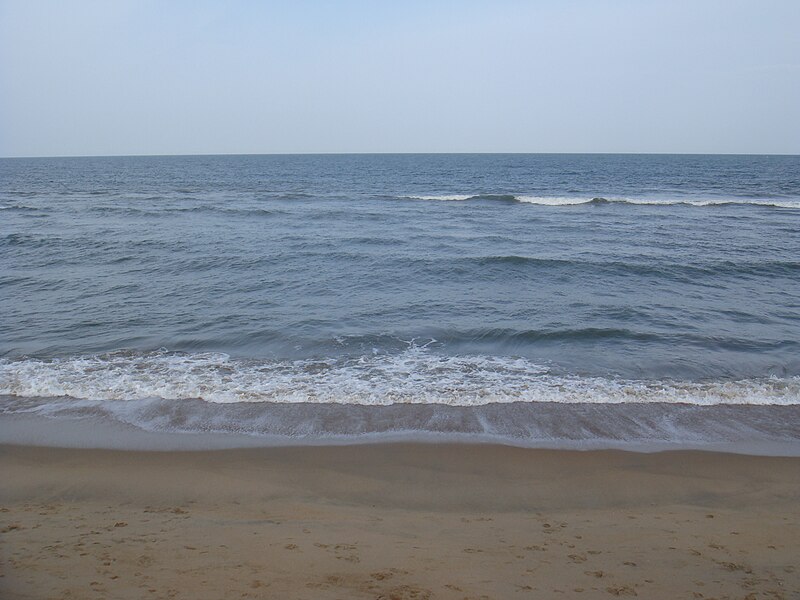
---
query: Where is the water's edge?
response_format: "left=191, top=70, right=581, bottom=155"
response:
left=2, top=402, right=799, bottom=456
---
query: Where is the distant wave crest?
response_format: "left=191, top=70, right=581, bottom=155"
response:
left=398, top=195, right=800, bottom=208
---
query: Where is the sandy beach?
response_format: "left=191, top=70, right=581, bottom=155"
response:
left=1, top=443, right=798, bottom=599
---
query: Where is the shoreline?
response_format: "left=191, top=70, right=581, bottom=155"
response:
left=3, top=401, right=800, bottom=456
left=2, top=442, right=799, bottom=599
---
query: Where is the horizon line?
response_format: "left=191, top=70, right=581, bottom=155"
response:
left=2, top=150, right=799, bottom=160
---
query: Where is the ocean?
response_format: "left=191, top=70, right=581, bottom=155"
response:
left=1, top=153, right=799, bottom=451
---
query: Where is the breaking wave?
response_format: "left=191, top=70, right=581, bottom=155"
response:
left=398, top=195, right=800, bottom=208
left=1, top=349, right=798, bottom=407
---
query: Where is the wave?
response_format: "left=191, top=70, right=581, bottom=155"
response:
left=398, top=195, right=800, bottom=208
left=432, top=326, right=663, bottom=345
left=428, top=328, right=796, bottom=352
left=322, top=329, right=796, bottom=355
left=403, top=194, right=474, bottom=201
left=86, top=205, right=283, bottom=217
left=1, top=349, right=798, bottom=407
left=0, top=204, right=46, bottom=212
left=403, top=194, right=518, bottom=202
left=418, top=255, right=800, bottom=282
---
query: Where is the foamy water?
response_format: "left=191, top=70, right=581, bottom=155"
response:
left=1, top=349, right=798, bottom=407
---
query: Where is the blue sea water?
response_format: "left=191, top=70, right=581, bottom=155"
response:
left=1, top=154, right=799, bottom=448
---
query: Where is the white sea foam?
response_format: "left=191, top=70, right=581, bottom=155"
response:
left=515, top=196, right=606, bottom=205
left=1, top=349, right=798, bottom=407
left=676, top=198, right=800, bottom=208
left=404, top=194, right=475, bottom=201
left=400, top=194, right=800, bottom=208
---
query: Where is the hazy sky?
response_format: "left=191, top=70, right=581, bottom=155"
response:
left=1, top=0, right=798, bottom=157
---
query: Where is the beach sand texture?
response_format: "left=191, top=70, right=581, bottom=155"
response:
left=1, top=443, right=799, bottom=599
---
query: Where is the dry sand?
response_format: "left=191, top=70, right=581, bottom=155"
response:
left=1, top=443, right=798, bottom=599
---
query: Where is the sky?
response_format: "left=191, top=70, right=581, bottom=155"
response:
left=1, top=0, right=798, bottom=157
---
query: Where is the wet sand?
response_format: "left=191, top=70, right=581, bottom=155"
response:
left=1, top=443, right=799, bottom=599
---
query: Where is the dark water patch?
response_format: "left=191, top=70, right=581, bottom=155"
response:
left=2, top=233, right=38, bottom=246
left=436, top=326, right=663, bottom=345
left=87, top=204, right=284, bottom=217
left=0, top=275, right=33, bottom=287
left=0, top=204, right=46, bottom=213
left=106, top=255, right=137, bottom=264
left=2, top=191, right=39, bottom=198
left=472, top=255, right=572, bottom=267
left=276, top=192, right=313, bottom=200
left=344, top=236, right=410, bottom=247
left=413, top=255, right=800, bottom=283
left=424, top=327, right=799, bottom=352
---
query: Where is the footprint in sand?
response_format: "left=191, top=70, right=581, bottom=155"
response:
left=331, top=543, right=360, bottom=563
left=606, top=584, right=637, bottom=596
left=716, top=561, right=752, bottom=573
left=568, top=554, right=588, bottom=563
left=371, top=568, right=408, bottom=582
left=375, top=584, right=431, bottom=600
left=585, top=570, right=605, bottom=578
left=137, top=555, right=154, bottom=567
